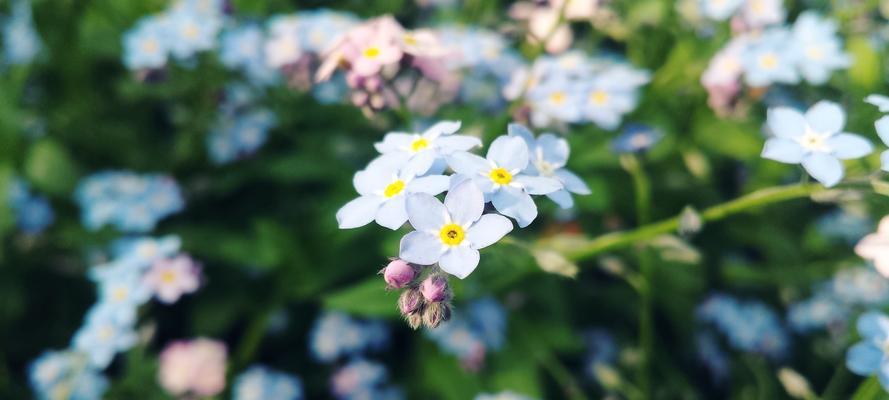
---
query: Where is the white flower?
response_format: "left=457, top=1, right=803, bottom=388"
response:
left=508, top=124, right=590, bottom=208
left=856, top=216, right=889, bottom=278
left=374, top=121, right=481, bottom=175
left=866, top=94, right=889, bottom=113
left=399, top=180, right=512, bottom=279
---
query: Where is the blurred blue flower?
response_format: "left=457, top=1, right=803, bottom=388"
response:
left=2, top=0, right=42, bottom=65
left=309, top=312, right=389, bottom=363
left=122, top=17, right=169, bottom=70
left=164, top=7, right=221, bottom=60
left=508, top=123, right=590, bottom=209
left=787, top=294, right=847, bottom=333
left=110, top=235, right=182, bottom=268
left=89, top=259, right=151, bottom=325
left=761, top=101, right=872, bottom=187
left=790, top=12, right=850, bottom=84
left=698, top=0, right=743, bottom=20
left=611, top=123, right=663, bottom=154
left=697, top=294, right=789, bottom=360
left=847, top=311, right=889, bottom=389
left=437, top=25, right=522, bottom=108
left=580, top=67, right=649, bottom=130
left=28, top=350, right=109, bottom=400
left=583, top=328, right=617, bottom=365
left=74, top=171, right=184, bottom=232
left=234, top=365, right=303, bottom=400
left=292, top=9, right=359, bottom=54
left=829, top=267, right=889, bottom=306
left=330, top=359, right=402, bottom=400
left=427, top=297, right=508, bottom=368
left=7, top=179, right=54, bottom=234
left=72, top=304, right=139, bottom=368
left=815, top=209, right=873, bottom=245
left=219, top=24, right=278, bottom=86
left=742, top=29, right=799, bottom=87
left=695, top=332, right=730, bottom=383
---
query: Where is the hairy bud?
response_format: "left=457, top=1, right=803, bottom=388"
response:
left=422, top=302, right=452, bottom=328
left=398, top=288, right=424, bottom=316
left=406, top=312, right=424, bottom=330
left=381, top=259, right=416, bottom=289
left=420, top=275, right=450, bottom=303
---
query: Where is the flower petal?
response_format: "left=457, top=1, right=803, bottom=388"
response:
left=547, top=189, right=574, bottom=209
left=375, top=196, right=408, bottom=230
left=805, top=101, right=845, bottom=134
left=423, top=120, right=461, bottom=139
left=761, top=138, right=805, bottom=164
left=374, top=133, right=413, bottom=153
left=802, top=152, right=843, bottom=187
left=435, top=135, right=482, bottom=154
left=537, top=133, right=569, bottom=167
left=467, top=214, right=513, bottom=249
left=882, top=150, right=889, bottom=172
left=846, top=342, right=883, bottom=375
left=857, top=311, right=889, bottom=341
left=866, top=94, right=889, bottom=112
left=876, top=116, right=889, bottom=146
left=444, top=179, right=485, bottom=225
left=507, top=123, right=536, bottom=149
left=447, top=151, right=489, bottom=175
left=404, top=151, right=437, bottom=177
left=407, top=175, right=449, bottom=195
left=405, top=193, right=447, bottom=232
left=399, top=231, right=443, bottom=265
left=353, top=164, right=396, bottom=196
left=515, top=175, right=562, bottom=195
left=492, top=186, right=538, bottom=228
left=827, top=133, right=873, bottom=160
left=438, top=246, right=480, bottom=279
left=486, top=135, right=529, bottom=171
left=767, top=107, right=806, bottom=139
left=555, top=169, right=591, bottom=194
left=336, top=196, right=384, bottom=229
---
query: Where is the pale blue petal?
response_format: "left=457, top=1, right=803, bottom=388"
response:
left=515, top=175, right=562, bottom=195
left=882, top=150, right=889, bottom=172
left=858, top=311, right=889, bottom=341
left=407, top=175, right=449, bottom=195
left=507, top=123, right=536, bottom=149
left=399, top=231, right=443, bottom=265
left=447, top=152, right=489, bottom=175
left=767, top=107, right=806, bottom=139
left=423, top=120, right=461, bottom=139
left=405, top=193, right=447, bottom=232
left=875, top=116, right=889, bottom=146
left=761, top=138, right=805, bottom=164
left=555, top=169, right=591, bottom=194
left=802, top=152, right=843, bottom=187
left=467, top=214, right=513, bottom=249
left=492, top=186, right=538, bottom=228
left=487, top=135, right=529, bottom=171
left=865, top=95, right=889, bottom=112
left=806, top=101, right=845, bottom=135
left=827, top=133, right=873, bottom=160
left=353, top=165, right=395, bottom=196
left=444, top=179, right=485, bottom=225
left=375, top=196, right=408, bottom=230
left=404, top=151, right=437, bottom=177
left=537, top=134, right=569, bottom=167
left=336, top=196, right=384, bottom=229
left=438, top=246, right=480, bottom=279
left=846, top=342, right=883, bottom=375
left=435, top=135, right=482, bottom=154
left=547, top=189, right=574, bottom=209
left=374, top=133, right=413, bottom=153
left=878, top=362, right=889, bottom=392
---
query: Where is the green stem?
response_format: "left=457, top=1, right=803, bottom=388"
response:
left=537, top=350, right=589, bottom=400
left=565, top=182, right=868, bottom=262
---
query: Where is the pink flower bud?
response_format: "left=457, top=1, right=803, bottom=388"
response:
left=398, top=288, right=423, bottom=316
left=420, top=275, right=450, bottom=303
left=382, top=259, right=415, bottom=289
left=422, top=302, right=451, bottom=329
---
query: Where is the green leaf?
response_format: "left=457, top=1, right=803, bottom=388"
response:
left=322, top=277, right=400, bottom=318
left=851, top=376, right=889, bottom=400
left=24, top=139, right=80, bottom=195
left=848, top=36, right=882, bottom=91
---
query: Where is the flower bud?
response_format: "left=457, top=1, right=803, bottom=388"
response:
left=382, top=259, right=415, bottom=289
left=398, top=288, right=423, bottom=316
left=406, top=312, right=424, bottom=330
left=422, top=302, right=451, bottom=329
left=420, top=275, right=450, bottom=303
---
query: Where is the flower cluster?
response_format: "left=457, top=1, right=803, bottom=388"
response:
left=309, top=312, right=389, bottom=363
left=504, top=51, right=650, bottom=130
left=437, top=26, right=523, bottom=110
left=336, top=121, right=587, bottom=327
left=330, top=359, right=403, bottom=400
left=208, top=85, right=277, bottom=164
left=509, top=0, right=599, bottom=54
left=233, top=365, right=304, bottom=400
left=760, top=101, right=872, bottom=187
left=846, top=311, right=889, bottom=390
left=2, top=0, right=42, bottom=65
left=8, top=178, right=54, bottom=234
left=218, top=23, right=279, bottom=86
left=28, top=350, right=108, bottom=400
left=702, top=12, right=850, bottom=113
left=122, top=0, right=224, bottom=71
left=696, top=294, right=789, bottom=360
left=426, top=297, right=507, bottom=371
left=698, top=0, right=785, bottom=28
left=158, top=338, right=227, bottom=398
left=74, top=171, right=185, bottom=232
left=787, top=266, right=889, bottom=334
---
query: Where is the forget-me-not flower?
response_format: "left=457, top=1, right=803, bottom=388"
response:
left=761, top=101, right=873, bottom=187
left=447, top=136, right=562, bottom=227
left=309, top=312, right=389, bottom=363
left=122, top=17, right=169, bottom=70
left=612, top=123, right=663, bottom=154
left=507, top=124, right=590, bottom=209
left=399, top=180, right=513, bottom=278
left=72, top=304, right=139, bottom=368
left=790, top=12, right=850, bottom=85
left=847, top=311, right=889, bottom=389
left=28, top=350, right=109, bottom=400
left=742, top=29, right=799, bottom=87
left=2, top=0, right=42, bottom=65
left=374, top=121, right=480, bottom=176
left=233, top=365, right=303, bottom=400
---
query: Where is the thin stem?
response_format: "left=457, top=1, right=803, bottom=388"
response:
left=536, top=348, right=589, bottom=400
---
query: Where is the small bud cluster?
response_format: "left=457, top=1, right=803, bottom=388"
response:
left=383, top=259, right=452, bottom=329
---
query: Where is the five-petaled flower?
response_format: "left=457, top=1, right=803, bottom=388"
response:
left=375, top=121, right=481, bottom=176
left=507, top=124, right=590, bottom=209
left=846, top=311, right=889, bottom=390
left=399, top=180, right=512, bottom=279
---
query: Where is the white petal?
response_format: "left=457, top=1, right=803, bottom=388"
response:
left=876, top=116, right=889, bottom=146
left=423, top=120, right=461, bottom=139
left=353, top=165, right=394, bottom=196
left=761, top=138, right=805, bottom=163
left=447, top=152, right=489, bottom=175
left=467, top=214, right=513, bottom=249
left=827, top=133, right=873, bottom=160
left=436, top=135, right=482, bottom=154
left=514, top=175, right=563, bottom=195
left=336, top=196, right=384, bottom=229
left=403, top=151, right=438, bottom=177
left=537, top=133, right=569, bottom=167
left=492, top=186, right=538, bottom=228
left=802, top=152, right=843, bottom=187
left=547, top=189, right=574, bottom=209
left=767, top=107, right=807, bottom=139
left=407, top=175, right=449, bottom=195
left=865, top=94, right=889, bottom=112
left=882, top=150, right=889, bottom=172
left=399, top=231, right=443, bottom=265
left=438, top=246, right=480, bottom=279
left=375, top=196, right=408, bottom=230
left=507, top=123, right=536, bottom=150
left=805, top=101, right=845, bottom=134
left=406, top=193, right=447, bottom=232
left=486, top=135, right=529, bottom=171
left=374, top=133, right=413, bottom=153
left=555, top=169, right=591, bottom=194
left=444, top=179, right=485, bottom=225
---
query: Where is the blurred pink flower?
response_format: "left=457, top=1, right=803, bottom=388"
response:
left=702, top=37, right=746, bottom=114
left=511, top=0, right=598, bottom=54
left=856, top=217, right=889, bottom=277
left=143, top=255, right=200, bottom=304
left=158, top=338, right=227, bottom=397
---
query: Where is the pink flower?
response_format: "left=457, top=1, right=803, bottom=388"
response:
left=701, top=37, right=746, bottom=114
left=158, top=338, right=227, bottom=397
left=143, top=255, right=200, bottom=304
left=340, top=17, right=404, bottom=77
left=856, top=217, right=889, bottom=277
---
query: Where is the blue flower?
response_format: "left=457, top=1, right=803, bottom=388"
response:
left=846, top=311, right=889, bottom=389
left=761, top=101, right=872, bottom=187
left=399, top=180, right=513, bottom=278
left=829, top=267, right=889, bottom=306
left=584, top=329, right=617, bottom=365
left=219, top=24, right=279, bottom=85
left=233, top=365, right=303, bottom=400
left=292, top=9, right=359, bottom=54
left=374, top=121, right=480, bottom=176
left=28, top=350, right=109, bottom=400
left=790, top=12, right=850, bottom=84
left=697, top=294, right=789, bottom=360
left=74, top=171, right=184, bottom=232
left=109, top=235, right=182, bottom=268
left=2, top=0, right=42, bottom=65
left=72, top=304, right=139, bottom=368
left=742, top=29, right=799, bottom=87
left=330, top=359, right=396, bottom=400
left=7, top=179, right=54, bottom=234
left=527, top=75, right=584, bottom=127
left=508, top=124, right=591, bottom=209
left=612, top=123, right=663, bottom=154
left=122, top=17, right=169, bottom=70
left=89, top=260, right=151, bottom=325
left=447, top=136, right=562, bottom=227
left=580, top=66, right=650, bottom=130
left=309, top=312, right=389, bottom=363
left=787, top=294, right=847, bottom=333
left=164, top=7, right=221, bottom=60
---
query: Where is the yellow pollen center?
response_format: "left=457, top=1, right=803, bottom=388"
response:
left=183, top=24, right=199, bottom=39
left=160, top=271, right=177, bottom=284
left=142, top=39, right=159, bottom=53
left=759, top=53, right=778, bottom=69
left=363, top=47, right=381, bottom=59
left=404, top=35, right=418, bottom=46
left=112, top=287, right=128, bottom=302
left=411, top=138, right=429, bottom=152
left=489, top=168, right=513, bottom=185
left=806, top=46, right=824, bottom=60
left=549, top=91, right=566, bottom=105
left=590, top=90, right=609, bottom=105
left=384, top=180, right=406, bottom=198
left=439, top=224, right=465, bottom=246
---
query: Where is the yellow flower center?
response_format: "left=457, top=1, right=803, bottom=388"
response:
left=805, top=46, right=824, bottom=60
left=590, top=90, right=609, bottom=105
left=798, top=132, right=828, bottom=152
left=363, top=47, right=381, bottom=59
left=403, top=34, right=418, bottom=46
left=549, top=91, right=566, bottom=105
left=411, top=138, right=429, bottom=152
left=161, top=270, right=177, bottom=284
left=182, top=24, right=199, bottom=39
left=384, top=180, right=406, bottom=198
left=759, top=53, right=778, bottom=70
left=439, top=223, right=465, bottom=246
left=489, top=168, right=513, bottom=185
left=112, top=287, right=129, bottom=302
left=142, top=39, right=159, bottom=53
